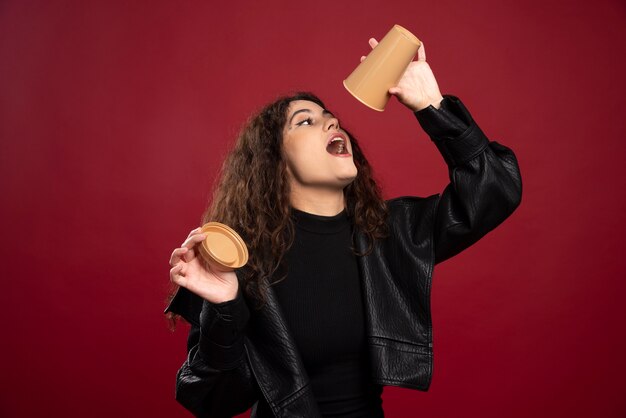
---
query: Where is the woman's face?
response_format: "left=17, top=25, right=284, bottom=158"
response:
left=282, top=100, right=358, bottom=192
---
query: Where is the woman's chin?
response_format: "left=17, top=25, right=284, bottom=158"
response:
left=338, top=171, right=358, bottom=187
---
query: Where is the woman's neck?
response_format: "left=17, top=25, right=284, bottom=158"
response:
left=289, top=185, right=345, bottom=216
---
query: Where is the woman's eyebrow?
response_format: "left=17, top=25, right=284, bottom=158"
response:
left=288, top=109, right=334, bottom=125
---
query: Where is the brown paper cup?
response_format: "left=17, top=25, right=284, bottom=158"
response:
left=343, top=25, right=421, bottom=111
left=198, top=222, right=249, bottom=271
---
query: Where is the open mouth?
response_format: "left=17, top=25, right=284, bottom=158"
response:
left=326, top=135, right=350, bottom=156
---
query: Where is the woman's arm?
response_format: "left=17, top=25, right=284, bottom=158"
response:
left=414, top=95, right=522, bottom=264
left=174, top=289, right=258, bottom=417
left=167, top=228, right=258, bottom=416
left=368, top=36, right=522, bottom=263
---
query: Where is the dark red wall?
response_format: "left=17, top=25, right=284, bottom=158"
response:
left=1, top=1, right=625, bottom=417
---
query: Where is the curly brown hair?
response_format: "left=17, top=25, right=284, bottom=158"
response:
left=167, top=92, right=388, bottom=321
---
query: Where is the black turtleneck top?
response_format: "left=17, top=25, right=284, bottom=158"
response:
left=271, top=207, right=384, bottom=417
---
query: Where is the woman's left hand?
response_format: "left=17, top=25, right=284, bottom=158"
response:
left=360, top=38, right=444, bottom=112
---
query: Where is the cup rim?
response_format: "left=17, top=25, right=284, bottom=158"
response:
left=392, top=24, right=420, bottom=45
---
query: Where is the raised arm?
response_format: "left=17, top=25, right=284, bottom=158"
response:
left=414, top=95, right=522, bottom=264
left=369, top=37, right=522, bottom=263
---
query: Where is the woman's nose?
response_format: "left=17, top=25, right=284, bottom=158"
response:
left=324, top=117, right=340, bottom=131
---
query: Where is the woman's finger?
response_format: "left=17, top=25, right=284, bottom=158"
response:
left=360, top=55, right=366, bottom=62
left=186, top=227, right=203, bottom=239
left=169, top=247, right=188, bottom=267
left=181, top=232, right=207, bottom=249
left=389, top=86, right=402, bottom=96
left=368, top=38, right=378, bottom=49
left=170, top=263, right=185, bottom=286
left=417, top=41, right=426, bottom=61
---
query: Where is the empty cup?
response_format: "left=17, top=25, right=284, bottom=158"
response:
left=198, top=222, right=249, bottom=271
left=343, top=25, right=422, bottom=111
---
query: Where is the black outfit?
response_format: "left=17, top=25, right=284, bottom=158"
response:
left=165, top=95, right=523, bottom=417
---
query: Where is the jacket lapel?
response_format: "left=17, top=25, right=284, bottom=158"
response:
left=242, top=280, right=322, bottom=417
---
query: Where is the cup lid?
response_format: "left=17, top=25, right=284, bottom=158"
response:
left=199, top=222, right=249, bottom=269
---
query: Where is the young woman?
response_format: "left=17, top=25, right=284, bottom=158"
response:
left=165, top=39, right=522, bottom=417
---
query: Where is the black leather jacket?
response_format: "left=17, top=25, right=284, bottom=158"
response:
left=165, top=95, right=522, bottom=417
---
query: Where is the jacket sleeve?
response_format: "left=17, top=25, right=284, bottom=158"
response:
left=414, top=94, right=522, bottom=265
left=174, top=288, right=258, bottom=417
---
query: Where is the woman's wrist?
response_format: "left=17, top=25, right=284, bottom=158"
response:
left=212, top=287, right=241, bottom=306
left=412, top=95, right=445, bottom=112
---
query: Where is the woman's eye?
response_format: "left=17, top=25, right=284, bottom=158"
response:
left=297, top=117, right=313, bottom=126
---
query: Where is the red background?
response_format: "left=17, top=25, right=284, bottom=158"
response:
left=1, top=1, right=625, bottom=417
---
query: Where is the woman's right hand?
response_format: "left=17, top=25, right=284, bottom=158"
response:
left=169, top=227, right=240, bottom=304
